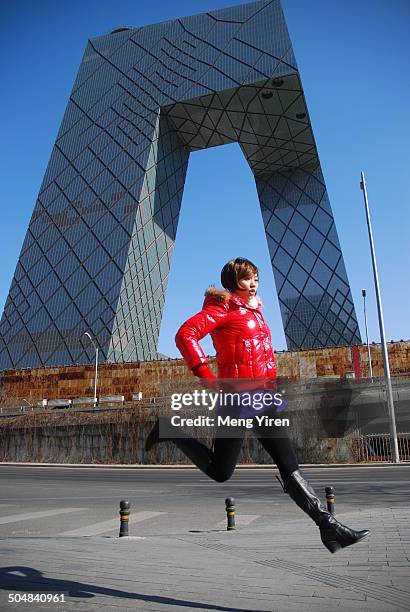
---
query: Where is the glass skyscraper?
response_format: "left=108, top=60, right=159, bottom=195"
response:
left=0, top=0, right=361, bottom=369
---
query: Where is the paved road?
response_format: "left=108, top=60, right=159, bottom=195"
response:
left=1, top=464, right=410, bottom=611
left=0, top=464, right=408, bottom=537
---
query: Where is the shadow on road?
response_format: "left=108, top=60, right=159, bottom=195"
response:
left=0, top=566, right=261, bottom=611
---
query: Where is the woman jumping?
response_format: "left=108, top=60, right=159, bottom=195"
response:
left=145, top=257, right=369, bottom=553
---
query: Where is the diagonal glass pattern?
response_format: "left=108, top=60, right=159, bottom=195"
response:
left=0, top=0, right=360, bottom=369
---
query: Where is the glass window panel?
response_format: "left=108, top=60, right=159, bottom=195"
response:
left=304, top=277, right=324, bottom=301
left=296, top=297, right=316, bottom=327
left=343, top=301, right=354, bottom=316
left=303, top=175, right=325, bottom=202
left=326, top=225, right=341, bottom=249
left=334, top=289, right=345, bottom=306
left=273, top=202, right=294, bottom=226
left=29, top=259, right=52, bottom=288
left=91, top=168, right=113, bottom=193
left=273, top=246, right=293, bottom=276
left=64, top=266, right=89, bottom=298
left=320, top=241, right=341, bottom=269
left=86, top=301, right=107, bottom=327
left=82, top=158, right=106, bottom=184
left=266, top=215, right=286, bottom=243
left=47, top=239, right=71, bottom=267
left=333, top=319, right=345, bottom=334
left=287, top=262, right=308, bottom=292
left=76, top=284, right=102, bottom=316
left=297, top=200, right=318, bottom=222
left=327, top=276, right=348, bottom=298
left=18, top=275, right=34, bottom=298
left=329, top=301, right=341, bottom=316
left=83, top=247, right=111, bottom=277
left=142, top=223, right=155, bottom=248
left=329, top=330, right=340, bottom=344
left=335, top=260, right=348, bottom=280
left=312, top=208, right=333, bottom=236
left=95, top=264, right=122, bottom=294
left=280, top=229, right=300, bottom=258
left=64, top=175, right=89, bottom=202
left=105, top=228, right=130, bottom=258
left=45, top=288, right=71, bottom=319
left=38, top=272, right=61, bottom=302
left=105, top=279, right=122, bottom=304
left=289, top=211, right=309, bottom=240
left=41, top=182, right=63, bottom=207
left=310, top=311, right=324, bottom=333
left=75, top=234, right=100, bottom=262
left=28, top=307, right=52, bottom=333
left=280, top=279, right=300, bottom=303
left=297, top=244, right=316, bottom=274
left=318, top=331, right=328, bottom=345
left=20, top=242, right=43, bottom=271
left=304, top=225, right=325, bottom=254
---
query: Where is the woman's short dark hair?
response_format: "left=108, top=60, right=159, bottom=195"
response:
left=220, top=258, right=259, bottom=292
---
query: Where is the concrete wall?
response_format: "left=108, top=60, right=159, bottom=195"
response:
left=0, top=406, right=359, bottom=465
left=1, top=342, right=409, bottom=404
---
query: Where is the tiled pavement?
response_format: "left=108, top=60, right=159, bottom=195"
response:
left=0, top=506, right=409, bottom=611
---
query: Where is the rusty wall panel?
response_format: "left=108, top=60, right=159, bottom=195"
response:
left=299, top=354, right=317, bottom=378
left=1, top=342, right=409, bottom=403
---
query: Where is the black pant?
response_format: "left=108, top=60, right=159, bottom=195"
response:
left=171, top=426, right=299, bottom=482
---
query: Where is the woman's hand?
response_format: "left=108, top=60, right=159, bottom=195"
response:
left=192, top=364, right=216, bottom=379
left=192, top=363, right=220, bottom=391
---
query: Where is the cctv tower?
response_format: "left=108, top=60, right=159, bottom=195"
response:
left=0, top=0, right=361, bottom=369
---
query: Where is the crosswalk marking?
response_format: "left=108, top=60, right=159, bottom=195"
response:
left=0, top=508, right=87, bottom=525
left=176, top=483, right=268, bottom=487
left=216, top=514, right=260, bottom=528
left=59, top=510, right=165, bottom=536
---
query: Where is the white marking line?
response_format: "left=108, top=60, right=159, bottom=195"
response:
left=0, top=491, right=171, bottom=502
left=59, top=510, right=165, bottom=536
left=0, top=508, right=87, bottom=525
left=176, top=484, right=272, bottom=487
left=304, top=480, right=409, bottom=485
left=180, top=480, right=408, bottom=486
left=217, top=514, right=260, bottom=528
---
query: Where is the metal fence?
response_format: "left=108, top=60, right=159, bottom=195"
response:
left=354, top=433, right=410, bottom=462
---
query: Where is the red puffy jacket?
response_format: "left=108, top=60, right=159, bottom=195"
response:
left=175, top=287, right=276, bottom=380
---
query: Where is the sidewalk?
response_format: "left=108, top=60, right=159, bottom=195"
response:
left=1, top=506, right=409, bottom=611
left=1, top=461, right=408, bottom=469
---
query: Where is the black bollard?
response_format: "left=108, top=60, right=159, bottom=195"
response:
left=325, top=486, right=335, bottom=514
left=119, top=500, right=130, bottom=537
left=225, top=497, right=236, bottom=531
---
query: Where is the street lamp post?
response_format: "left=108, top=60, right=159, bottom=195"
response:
left=361, top=289, right=373, bottom=380
left=360, top=171, right=399, bottom=463
left=83, top=332, right=99, bottom=407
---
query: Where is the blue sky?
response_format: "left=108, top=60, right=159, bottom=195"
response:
left=1, top=0, right=409, bottom=359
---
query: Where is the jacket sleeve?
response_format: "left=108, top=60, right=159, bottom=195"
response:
left=175, top=300, right=229, bottom=370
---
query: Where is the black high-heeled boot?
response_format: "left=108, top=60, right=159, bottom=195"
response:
left=284, top=470, right=370, bottom=554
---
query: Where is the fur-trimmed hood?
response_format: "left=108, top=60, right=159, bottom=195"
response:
left=205, top=286, right=262, bottom=308
left=205, top=286, right=231, bottom=302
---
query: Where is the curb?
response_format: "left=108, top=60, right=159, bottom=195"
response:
left=0, top=461, right=408, bottom=469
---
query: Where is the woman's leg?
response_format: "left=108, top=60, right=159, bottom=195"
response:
left=255, top=429, right=370, bottom=553
left=145, top=418, right=244, bottom=482
left=170, top=435, right=244, bottom=482
left=256, top=432, right=299, bottom=481
left=202, top=436, right=244, bottom=482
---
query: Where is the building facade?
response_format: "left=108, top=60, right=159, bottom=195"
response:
left=0, top=0, right=361, bottom=369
